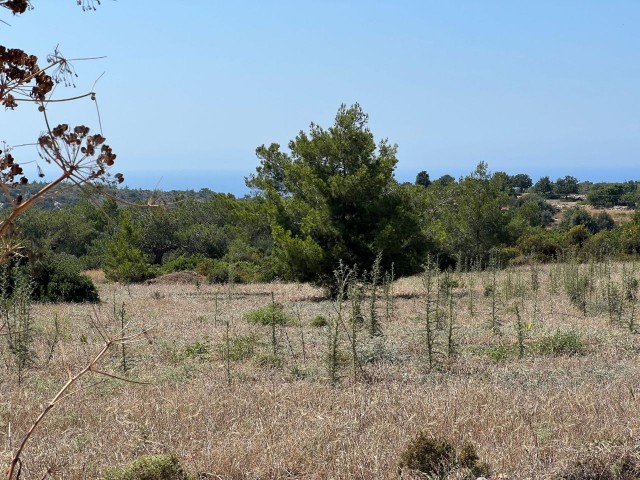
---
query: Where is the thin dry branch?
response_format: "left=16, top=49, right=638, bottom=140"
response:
left=4, top=328, right=152, bottom=480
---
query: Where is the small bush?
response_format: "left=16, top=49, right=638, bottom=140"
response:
left=244, top=304, right=293, bottom=326
left=217, top=334, right=257, bottom=361
left=358, top=337, right=403, bottom=365
left=203, top=259, right=230, bottom=284
left=458, top=442, right=491, bottom=478
left=486, top=344, right=510, bottom=363
left=311, top=315, right=328, bottom=327
left=536, top=330, right=586, bottom=356
left=161, top=254, right=207, bottom=274
left=483, top=284, right=495, bottom=298
left=182, top=341, right=210, bottom=360
left=398, top=433, right=489, bottom=479
left=32, top=253, right=99, bottom=303
left=398, top=433, right=456, bottom=478
left=102, top=453, right=187, bottom=480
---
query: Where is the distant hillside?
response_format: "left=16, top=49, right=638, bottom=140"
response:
left=0, top=182, right=223, bottom=211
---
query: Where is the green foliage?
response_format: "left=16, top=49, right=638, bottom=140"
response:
left=444, top=162, right=511, bottom=261
left=536, top=330, right=586, bottom=356
left=102, top=454, right=188, bottom=480
left=532, top=176, right=554, bottom=196
left=398, top=433, right=455, bottom=478
left=554, top=175, right=579, bottom=196
left=511, top=193, right=556, bottom=228
left=32, top=253, right=99, bottom=303
left=517, top=228, right=564, bottom=259
left=244, top=304, right=292, bottom=326
left=1, top=266, right=35, bottom=384
left=160, top=254, right=207, bottom=274
left=398, top=433, right=489, bottom=479
left=415, top=170, right=431, bottom=188
left=618, top=212, right=640, bottom=254
left=486, top=343, right=510, bottom=363
left=216, top=334, right=257, bottom=361
left=561, top=207, right=614, bottom=235
left=182, top=341, right=210, bottom=359
left=247, top=103, right=428, bottom=286
left=311, top=315, right=328, bottom=327
left=586, top=181, right=640, bottom=208
left=103, top=211, right=156, bottom=283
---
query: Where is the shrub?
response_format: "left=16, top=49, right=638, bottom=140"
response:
left=560, top=445, right=640, bottom=479
left=398, top=433, right=455, bottom=478
left=536, top=330, right=586, bottom=356
left=182, top=341, right=210, bottom=360
left=244, top=304, right=293, bottom=326
left=102, top=213, right=157, bottom=284
left=311, top=315, right=329, bottom=327
left=398, top=433, right=490, bottom=479
left=102, top=453, right=188, bottom=480
left=202, top=259, right=229, bottom=284
left=486, top=344, right=510, bottom=363
left=161, top=254, right=207, bottom=274
left=216, top=335, right=257, bottom=361
left=458, top=442, right=491, bottom=478
left=32, top=253, right=99, bottom=303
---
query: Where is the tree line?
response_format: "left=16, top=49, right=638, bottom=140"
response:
left=7, top=104, right=640, bottom=300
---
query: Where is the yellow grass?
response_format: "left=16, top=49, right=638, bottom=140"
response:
left=2, top=261, right=640, bottom=479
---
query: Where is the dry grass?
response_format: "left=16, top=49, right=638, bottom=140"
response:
left=2, top=261, right=640, bottom=479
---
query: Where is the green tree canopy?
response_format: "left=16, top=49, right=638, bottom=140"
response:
left=247, top=103, right=428, bottom=285
left=415, top=170, right=431, bottom=188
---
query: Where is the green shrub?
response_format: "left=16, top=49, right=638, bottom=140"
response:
left=486, top=344, right=510, bottom=363
left=203, top=259, right=230, bottom=284
left=398, top=433, right=456, bottom=478
left=536, top=330, right=586, bottom=356
left=458, top=442, right=491, bottom=478
left=182, top=341, right=210, bottom=360
left=244, top=304, right=292, bottom=326
left=102, top=454, right=187, bottom=480
left=161, top=254, right=207, bottom=274
left=32, top=253, right=99, bottom=303
left=311, top=315, right=328, bottom=327
left=217, top=334, right=257, bottom=361
left=398, top=433, right=489, bottom=479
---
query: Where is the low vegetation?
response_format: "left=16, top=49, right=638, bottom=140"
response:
left=2, top=256, right=640, bottom=478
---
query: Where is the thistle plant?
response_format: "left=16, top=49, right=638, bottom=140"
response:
left=2, top=266, right=35, bottom=384
left=327, top=261, right=354, bottom=385
left=367, top=252, right=383, bottom=337
left=421, top=256, right=440, bottom=370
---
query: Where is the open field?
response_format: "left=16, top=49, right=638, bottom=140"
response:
left=3, top=261, right=640, bottom=479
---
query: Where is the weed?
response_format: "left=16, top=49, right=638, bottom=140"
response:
left=311, top=315, right=328, bottom=328
left=536, top=330, right=586, bottom=356
left=217, top=335, right=257, bottom=361
left=182, top=341, right=210, bottom=360
left=486, top=343, right=510, bottom=363
left=2, top=266, right=36, bottom=384
left=102, top=453, right=188, bottom=480
left=244, top=303, right=292, bottom=327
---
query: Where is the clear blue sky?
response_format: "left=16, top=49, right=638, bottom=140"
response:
left=4, top=1, right=640, bottom=195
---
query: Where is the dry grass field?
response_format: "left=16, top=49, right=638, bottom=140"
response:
left=3, top=260, right=640, bottom=479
